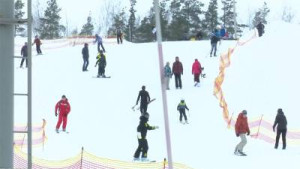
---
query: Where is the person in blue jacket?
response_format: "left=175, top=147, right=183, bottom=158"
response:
left=94, top=34, right=106, bottom=53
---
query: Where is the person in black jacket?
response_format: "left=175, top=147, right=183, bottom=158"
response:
left=210, top=29, right=220, bottom=57
left=133, top=113, right=158, bottom=161
left=95, top=50, right=107, bottom=77
left=82, top=43, right=89, bottom=71
left=116, top=28, right=123, bottom=44
left=256, top=22, right=265, bottom=37
left=273, top=108, right=287, bottom=149
left=20, top=42, right=28, bottom=68
left=136, top=86, right=151, bottom=114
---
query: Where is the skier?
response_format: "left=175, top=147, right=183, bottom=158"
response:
left=20, top=42, right=28, bottom=68
left=256, top=22, right=265, bottom=37
left=234, top=110, right=250, bottom=156
left=94, top=34, right=105, bottom=53
left=273, top=108, right=287, bottom=150
left=82, top=43, right=89, bottom=71
left=55, top=95, right=71, bottom=133
left=136, top=86, right=151, bottom=114
left=164, top=62, right=172, bottom=90
left=192, top=59, right=202, bottom=86
left=32, top=35, right=42, bottom=55
left=210, top=29, right=221, bottom=57
left=95, top=50, right=107, bottom=77
left=133, top=113, right=158, bottom=162
left=116, top=28, right=123, bottom=44
left=177, top=99, right=189, bottom=124
left=172, top=56, right=183, bottom=89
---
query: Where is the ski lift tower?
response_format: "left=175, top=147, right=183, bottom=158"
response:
left=0, top=0, right=33, bottom=168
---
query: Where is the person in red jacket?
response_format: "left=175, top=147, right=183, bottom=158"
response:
left=234, top=110, right=250, bottom=156
left=172, top=56, right=183, bottom=89
left=55, top=95, right=71, bottom=133
left=32, top=35, right=42, bottom=55
left=192, top=59, right=202, bottom=86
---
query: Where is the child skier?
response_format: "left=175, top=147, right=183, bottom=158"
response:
left=133, top=112, right=158, bottom=162
left=177, top=99, right=189, bottom=124
left=95, top=50, right=107, bottom=78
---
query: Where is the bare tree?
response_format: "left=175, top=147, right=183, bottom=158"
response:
left=97, top=0, right=122, bottom=36
left=281, top=6, right=295, bottom=23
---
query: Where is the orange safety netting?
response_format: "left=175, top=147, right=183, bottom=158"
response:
left=14, top=146, right=193, bottom=169
left=213, top=30, right=300, bottom=145
left=14, top=119, right=47, bottom=148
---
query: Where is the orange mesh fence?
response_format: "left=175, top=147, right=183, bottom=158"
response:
left=213, top=30, right=300, bottom=145
left=14, top=119, right=47, bottom=148
left=14, top=146, right=193, bottom=169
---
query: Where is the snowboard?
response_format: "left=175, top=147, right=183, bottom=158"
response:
left=132, top=98, right=156, bottom=111
left=93, top=76, right=111, bottom=78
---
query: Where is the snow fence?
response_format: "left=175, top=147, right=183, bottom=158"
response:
left=14, top=146, right=193, bottom=169
left=213, top=30, right=300, bottom=145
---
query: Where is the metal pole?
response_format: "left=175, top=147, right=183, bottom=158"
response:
left=233, top=0, right=237, bottom=39
left=27, top=0, right=33, bottom=168
left=154, top=0, right=173, bottom=168
left=0, top=0, right=14, bottom=168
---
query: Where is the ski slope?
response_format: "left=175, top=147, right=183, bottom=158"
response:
left=14, top=21, right=300, bottom=169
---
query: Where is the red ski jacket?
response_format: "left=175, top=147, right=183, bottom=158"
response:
left=34, top=38, right=41, bottom=46
left=192, top=60, right=201, bottom=74
left=235, top=113, right=250, bottom=135
left=55, top=99, right=71, bottom=116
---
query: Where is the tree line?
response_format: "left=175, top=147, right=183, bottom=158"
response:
left=15, top=0, right=275, bottom=41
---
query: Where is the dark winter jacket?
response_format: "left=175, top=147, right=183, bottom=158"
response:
left=177, top=101, right=189, bottom=112
left=210, top=34, right=220, bottom=44
left=21, top=45, right=28, bottom=57
left=136, top=90, right=150, bottom=105
left=256, top=22, right=265, bottom=32
left=96, top=53, right=106, bottom=67
left=82, top=46, right=89, bottom=59
left=235, top=112, right=250, bottom=135
left=172, top=61, right=183, bottom=74
left=273, top=111, right=287, bottom=131
left=117, top=29, right=122, bottom=36
left=137, top=117, right=156, bottom=140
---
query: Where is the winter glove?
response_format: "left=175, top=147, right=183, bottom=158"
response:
left=236, top=133, right=239, bottom=137
left=273, top=127, right=275, bottom=132
left=247, top=131, right=250, bottom=136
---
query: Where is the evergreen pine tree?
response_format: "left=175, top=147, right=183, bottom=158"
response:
left=37, top=0, right=62, bottom=39
left=203, top=0, right=219, bottom=34
left=107, top=8, right=127, bottom=37
left=126, top=0, right=137, bottom=42
left=168, top=0, right=188, bottom=40
left=80, top=15, right=94, bottom=36
left=221, top=0, right=235, bottom=35
left=15, top=0, right=25, bottom=35
left=252, top=2, right=270, bottom=28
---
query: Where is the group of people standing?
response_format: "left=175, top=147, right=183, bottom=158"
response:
left=164, top=56, right=203, bottom=90
left=234, top=108, right=287, bottom=156
left=19, top=35, right=42, bottom=68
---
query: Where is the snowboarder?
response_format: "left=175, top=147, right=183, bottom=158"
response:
left=20, top=42, right=28, bottom=68
left=256, top=22, right=265, bottom=37
left=55, top=95, right=71, bottom=133
left=177, top=99, right=189, bottom=124
left=95, top=50, right=107, bottom=77
left=82, top=43, right=89, bottom=71
left=234, top=110, right=250, bottom=156
left=164, top=62, right=172, bottom=90
left=273, top=108, right=287, bottom=150
left=94, top=34, right=105, bottom=53
left=133, top=113, right=158, bottom=162
left=192, top=59, right=202, bottom=86
left=116, top=28, right=123, bottom=44
left=32, top=35, right=42, bottom=55
left=210, top=29, right=221, bottom=57
left=136, top=86, right=151, bottom=114
left=172, top=56, right=183, bottom=89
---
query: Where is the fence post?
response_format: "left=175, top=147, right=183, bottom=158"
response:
left=80, top=147, right=84, bottom=169
left=227, top=112, right=234, bottom=129
left=256, top=115, right=264, bottom=138
left=163, top=158, right=167, bottom=169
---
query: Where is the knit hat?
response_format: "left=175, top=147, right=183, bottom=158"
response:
left=242, top=110, right=247, bottom=115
